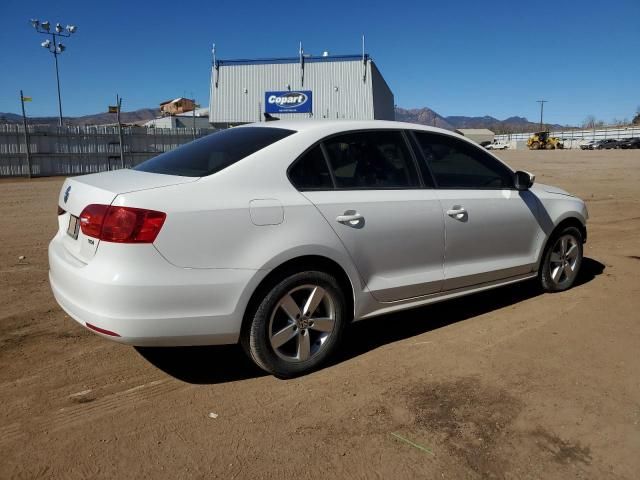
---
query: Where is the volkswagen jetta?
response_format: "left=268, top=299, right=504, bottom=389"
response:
left=49, top=121, right=588, bottom=377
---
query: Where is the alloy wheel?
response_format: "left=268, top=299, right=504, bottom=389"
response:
left=268, top=284, right=336, bottom=362
left=548, top=234, right=580, bottom=287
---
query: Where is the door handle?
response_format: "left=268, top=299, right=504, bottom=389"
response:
left=446, top=206, right=467, bottom=219
left=336, top=212, right=364, bottom=227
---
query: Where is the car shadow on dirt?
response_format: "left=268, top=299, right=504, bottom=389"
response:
left=136, top=343, right=267, bottom=384
left=136, top=257, right=604, bottom=384
left=336, top=257, right=604, bottom=363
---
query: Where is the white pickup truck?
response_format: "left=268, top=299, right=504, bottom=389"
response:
left=485, top=141, right=510, bottom=150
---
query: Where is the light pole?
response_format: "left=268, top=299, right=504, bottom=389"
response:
left=30, top=19, right=77, bottom=127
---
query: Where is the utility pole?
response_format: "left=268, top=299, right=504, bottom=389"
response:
left=537, top=100, right=547, bottom=131
left=116, top=95, right=124, bottom=168
left=20, top=91, right=32, bottom=178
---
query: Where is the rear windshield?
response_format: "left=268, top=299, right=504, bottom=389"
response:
left=134, top=127, right=295, bottom=177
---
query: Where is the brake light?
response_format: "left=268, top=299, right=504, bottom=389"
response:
left=79, top=204, right=166, bottom=243
left=80, top=204, right=108, bottom=238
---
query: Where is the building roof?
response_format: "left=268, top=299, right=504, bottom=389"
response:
left=159, top=97, right=193, bottom=106
left=455, top=128, right=495, bottom=135
left=176, top=107, right=209, bottom=117
left=215, top=54, right=369, bottom=67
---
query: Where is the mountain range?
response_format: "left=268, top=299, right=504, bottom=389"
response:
left=0, top=109, right=160, bottom=126
left=393, top=107, right=563, bottom=133
left=0, top=107, right=563, bottom=132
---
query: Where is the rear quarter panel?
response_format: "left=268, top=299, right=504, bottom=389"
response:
left=113, top=133, right=364, bottom=289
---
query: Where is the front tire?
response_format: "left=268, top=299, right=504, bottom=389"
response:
left=242, top=271, right=346, bottom=378
left=539, top=226, right=583, bottom=292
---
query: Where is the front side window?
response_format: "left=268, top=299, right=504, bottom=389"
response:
left=322, top=131, right=420, bottom=189
left=413, top=132, right=514, bottom=189
left=288, top=145, right=333, bottom=190
left=135, top=127, right=295, bottom=177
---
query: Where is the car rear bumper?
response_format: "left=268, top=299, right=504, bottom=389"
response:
left=48, top=233, right=265, bottom=346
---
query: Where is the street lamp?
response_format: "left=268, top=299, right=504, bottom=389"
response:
left=30, top=19, right=77, bottom=127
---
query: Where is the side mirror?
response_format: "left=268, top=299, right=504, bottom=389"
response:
left=514, top=170, right=535, bottom=191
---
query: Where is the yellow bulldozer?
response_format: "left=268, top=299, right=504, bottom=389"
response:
left=527, top=131, right=564, bottom=150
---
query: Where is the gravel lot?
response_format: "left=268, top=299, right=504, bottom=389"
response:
left=1, top=149, right=639, bottom=479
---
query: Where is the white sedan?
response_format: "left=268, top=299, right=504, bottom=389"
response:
left=49, top=120, right=588, bottom=377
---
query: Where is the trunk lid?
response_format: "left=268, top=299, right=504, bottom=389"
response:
left=56, top=169, right=197, bottom=263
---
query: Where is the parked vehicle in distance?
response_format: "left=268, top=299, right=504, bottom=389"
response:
left=618, top=137, right=640, bottom=149
left=580, top=140, right=600, bottom=150
left=596, top=139, right=621, bottom=149
left=485, top=141, right=510, bottom=150
left=49, top=120, right=588, bottom=377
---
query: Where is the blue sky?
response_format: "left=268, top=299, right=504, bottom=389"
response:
left=1, top=0, right=638, bottom=125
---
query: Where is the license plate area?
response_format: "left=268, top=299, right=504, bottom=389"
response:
left=67, top=215, right=80, bottom=239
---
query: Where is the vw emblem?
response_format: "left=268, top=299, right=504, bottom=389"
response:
left=64, top=186, right=71, bottom=203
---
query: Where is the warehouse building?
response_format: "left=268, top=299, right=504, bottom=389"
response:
left=159, top=97, right=197, bottom=116
left=144, top=107, right=210, bottom=129
left=455, top=128, right=495, bottom=145
left=209, top=53, right=394, bottom=127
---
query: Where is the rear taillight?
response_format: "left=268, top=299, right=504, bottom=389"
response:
left=79, top=204, right=166, bottom=243
left=80, top=204, right=108, bottom=238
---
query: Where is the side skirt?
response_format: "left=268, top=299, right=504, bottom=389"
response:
left=355, top=272, right=537, bottom=321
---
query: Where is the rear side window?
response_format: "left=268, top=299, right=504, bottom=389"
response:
left=413, top=132, right=514, bottom=189
left=289, top=145, right=333, bottom=190
left=134, top=127, right=295, bottom=177
left=323, top=131, right=420, bottom=189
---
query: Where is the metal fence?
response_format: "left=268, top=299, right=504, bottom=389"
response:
left=495, top=125, right=640, bottom=148
left=0, top=124, right=217, bottom=177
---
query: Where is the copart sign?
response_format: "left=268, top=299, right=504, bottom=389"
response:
left=265, top=91, right=312, bottom=114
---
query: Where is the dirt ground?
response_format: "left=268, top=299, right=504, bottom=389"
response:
left=1, top=149, right=639, bottom=479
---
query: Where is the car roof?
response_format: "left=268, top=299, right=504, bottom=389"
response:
left=243, top=119, right=457, bottom=137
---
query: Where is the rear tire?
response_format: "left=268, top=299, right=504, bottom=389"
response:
left=539, top=226, right=583, bottom=292
left=241, top=271, right=346, bottom=378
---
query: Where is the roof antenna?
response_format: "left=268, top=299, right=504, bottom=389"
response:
left=264, top=112, right=280, bottom=122
left=212, top=43, right=219, bottom=88
left=299, top=41, right=305, bottom=87
left=362, top=34, right=367, bottom=83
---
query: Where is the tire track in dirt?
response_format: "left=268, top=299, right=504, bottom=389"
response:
left=48, top=379, right=190, bottom=433
left=0, top=421, right=26, bottom=445
left=0, top=378, right=193, bottom=449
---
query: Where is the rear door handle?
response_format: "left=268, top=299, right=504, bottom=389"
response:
left=446, top=206, right=467, bottom=219
left=336, top=212, right=364, bottom=227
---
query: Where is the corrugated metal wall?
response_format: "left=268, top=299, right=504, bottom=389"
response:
left=371, top=62, right=395, bottom=120
left=209, top=59, right=394, bottom=124
left=0, top=124, right=216, bottom=177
